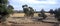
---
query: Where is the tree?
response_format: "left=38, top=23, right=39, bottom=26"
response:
left=53, top=8, right=60, bottom=26
left=57, top=8, right=60, bottom=16
left=22, top=5, right=30, bottom=17
left=40, top=9, right=47, bottom=19
left=49, top=9, right=54, bottom=15
left=54, top=8, right=60, bottom=21
left=0, top=0, right=14, bottom=23
left=0, top=0, right=8, bottom=4
left=7, top=5, right=14, bottom=14
left=40, top=9, right=45, bottom=13
left=53, top=9, right=57, bottom=18
left=56, top=8, right=60, bottom=21
left=53, top=9, right=58, bottom=14
left=29, top=7, right=34, bottom=17
left=22, top=5, right=34, bottom=17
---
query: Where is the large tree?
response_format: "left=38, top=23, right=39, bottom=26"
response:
left=7, top=5, right=14, bottom=14
left=53, top=8, right=60, bottom=26
left=0, top=0, right=8, bottom=15
left=0, top=0, right=8, bottom=4
left=29, top=7, right=34, bottom=17
left=49, top=9, right=54, bottom=15
left=22, top=5, right=34, bottom=17
left=40, top=9, right=47, bottom=19
left=22, top=5, right=31, bottom=17
left=40, top=9, right=45, bottom=13
left=0, top=0, right=14, bottom=23
left=54, top=8, right=60, bottom=21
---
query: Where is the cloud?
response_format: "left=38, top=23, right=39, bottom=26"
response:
left=18, top=0, right=57, bottom=4
left=9, top=0, right=59, bottom=11
left=9, top=0, right=57, bottom=5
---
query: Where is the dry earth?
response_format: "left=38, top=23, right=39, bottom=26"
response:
left=5, top=17, right=54, bottom=26
left=0, top=13, right=55, bottom=26
left=10, top=13, right=50, bottom=17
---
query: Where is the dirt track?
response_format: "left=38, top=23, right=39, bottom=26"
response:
left=0, top=13, right=55, bottom=26
left=0, top=18, right=55, bottom=26
left=0, top=22, right=54, bottom=26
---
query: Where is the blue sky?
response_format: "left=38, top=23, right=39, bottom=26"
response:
left=9, top=0, right=60, bottom=11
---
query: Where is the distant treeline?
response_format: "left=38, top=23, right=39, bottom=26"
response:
left=13, top=10, right=48, bottom=13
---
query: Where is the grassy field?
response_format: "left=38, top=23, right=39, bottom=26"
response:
left=10, top=13, right=50, bottom=17
left=0, top=13, right=55, bottom=26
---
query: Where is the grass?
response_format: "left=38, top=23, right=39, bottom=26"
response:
left=10, top=13, right=50, bottom=17
left=4, top=13, right=54, bottom=26
left=10, top=13, right=40, bottom=17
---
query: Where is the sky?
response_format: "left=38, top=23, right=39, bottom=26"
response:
left=9, top=0, right=60, bottom=11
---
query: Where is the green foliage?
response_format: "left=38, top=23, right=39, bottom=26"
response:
left=29, top=7, right=34, bottom=13
left=29, top=7, right=34, bottom=17
left=40, top=9, right=45, bottom=13
left=54, top=8, right=60, bottom=16
left=7, top=9, right=13, bottom=14
left=0, top=0, right=8, bottom=4
left=22, top=5, right=29, bottom=16
left=54, top=8, right=60, bottom=21
left=7, top=5, right=14, bottom=14
left=0, top=0, right=8, bottom=14
left=57, top=8, right=60, bottom=15
left=0, top=0, right=14, bottom=22
left=0, top=5, right=14, bottom=15
left=40, top=9, right=47, bottom=19
left=22, top=5, right=34, bottom=17
left=49, top=9, right=54, bottom=15
left=22, top=5, right=29, bottom=13
left=7, top=5, right=14, bottom=9
left=54, top=9, right=57, bottom=14
left=0, top=5, right=6, bottom=13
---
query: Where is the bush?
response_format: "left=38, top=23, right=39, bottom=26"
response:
left=54, top=8, right=60, bottom=21
left=49, top=9, right=54, bottom=15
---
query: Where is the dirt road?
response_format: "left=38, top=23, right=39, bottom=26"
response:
left=0, top=22, right=55, bottom=26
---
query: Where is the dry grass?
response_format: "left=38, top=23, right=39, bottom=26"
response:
left=10, top=13, right=25, bottom=17
left=0, top=13, right=54, bottom=26
left=10, top=13, right=50, bottom=17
